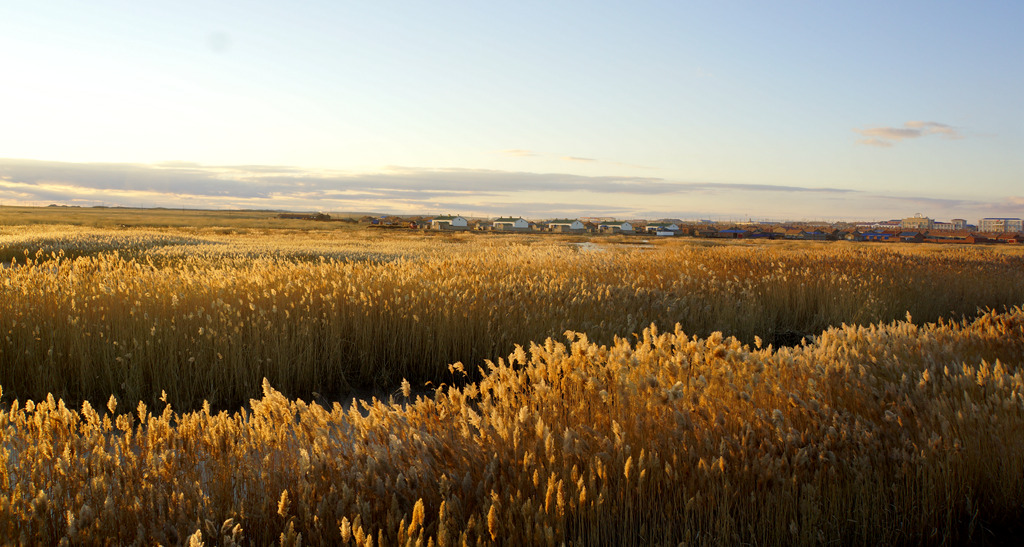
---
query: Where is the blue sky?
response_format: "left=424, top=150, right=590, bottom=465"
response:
left=1, top=1, right=1021, bottom=221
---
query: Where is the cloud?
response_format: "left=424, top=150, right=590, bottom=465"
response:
left=856, top=127, right=920, bottom=141
left=693, top=66, right=715, bottom=79
left=497, top=151, right=656, bottom=170
left=609, top=161, right=658, bottom=170
left=0, top=158, right=861, bottom=217
left=864, top=194, right=979, bottom=210
left=857, top=138, right=894, bottom=148
left=857, top=193, right=1024, bottom=218
left=4, top=157, right=1019, bottom=221
left=498, top=149, right=536, bottom=157
left=904, top=121, right=961, bottom=138
left=466, top=201, right=639, bottom=217
left=855, top=121, right=962, bottom=147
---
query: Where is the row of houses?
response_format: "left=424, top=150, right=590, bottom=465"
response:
left=430, top=215, right=680, bottom=234
left=726, top=227, right=1022, bottom=244
left=864, top=215, right=1024, bottom=233
left=789, top=228, right=1021, bottom=244
left=431, top=216, right=848, bottom=239
left=428, top=215, right=1023, bottom=244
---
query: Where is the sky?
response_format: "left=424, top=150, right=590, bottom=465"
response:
left=1, top=1, right=1021, bottom=221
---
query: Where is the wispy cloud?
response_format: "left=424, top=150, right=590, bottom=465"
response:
left=904, top=121, right=961, bottom=138
left=855, top=121, right=962, bottom=147
left=609, top=161, right=658, bottom=170
left=693, top=66, right=715, bottom=79
left=857, top=138, right=894, bottom=148
left=498, top=149, right=536, bottom=157
left=3, top=158, right=1018, bottom=221
left=863, top=194, right=980, bottom=210
left=0, top=158, right=860, bottom=217
left=498, top=151, right=656, bottom=170
left=857, top=127, right=921, bottom=141
left=858, top=193, right=1024, bottom=218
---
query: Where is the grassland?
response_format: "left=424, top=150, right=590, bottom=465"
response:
left=3, top=309, right=1024, bottom=545
left=0, top=204, right=369, bottom=230
left=2, top=212, right=1024, bottom=544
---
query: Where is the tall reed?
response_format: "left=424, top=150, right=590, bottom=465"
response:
left=2, top=227, right=1023, bottom=410
left=1, top=308, right=1022, bottom=544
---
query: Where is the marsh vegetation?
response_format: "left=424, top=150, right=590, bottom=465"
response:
left=2, top=220, right=1024, bottom=544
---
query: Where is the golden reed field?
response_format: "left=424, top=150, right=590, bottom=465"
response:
left=2, top=221, right=1024, bottom=545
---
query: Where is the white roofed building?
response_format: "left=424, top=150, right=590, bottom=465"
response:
left=431, top=215, right=469, bottom=230
left=492, top=217, right=530, bottom=231
left=979, top=218, right=1023, bottom=233
left=547, top=219, right=586, bottom=233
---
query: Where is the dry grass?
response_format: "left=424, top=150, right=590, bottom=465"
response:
left=1, top=309, right=1023, bottom=544
left=3, top=225, right=1024, bottom=544
left=0, top=205, right=368, bottom=230
left=2, top=227, right=1024, bottom=411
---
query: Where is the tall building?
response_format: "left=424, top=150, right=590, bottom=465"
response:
left=978, top=218, right=1023, bottom=233
left=901, top=215, right=933, bottom=230
left=932, top=218, right=968, bottom=231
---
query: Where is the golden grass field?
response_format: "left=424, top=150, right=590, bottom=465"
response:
left=2, top=213, right=1024, bottom=544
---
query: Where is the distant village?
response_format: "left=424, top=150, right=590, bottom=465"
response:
left=281, top=212, right=1024, bottom=244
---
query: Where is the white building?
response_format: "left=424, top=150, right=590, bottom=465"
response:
left=932, top=220, right=962, bottom=231
left=854, top=220, right=902, bottom=230
left=901, top=215, right=933, bottom=230
left=492, top=217, right=530, bottom=231
left=931, top=219, right=968, bottom=231
left=645, top=222, right=680, bottom=233
left=547, top=219, right=586, bottom=233
left=598, top=221, right=634, bottom=233
left=979, top=218, right=1023, bottom=233
left=431, top=215, right=468, bottom=230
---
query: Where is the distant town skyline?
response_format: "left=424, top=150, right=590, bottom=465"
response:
left=1, top=2, right=1021, bottom=220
